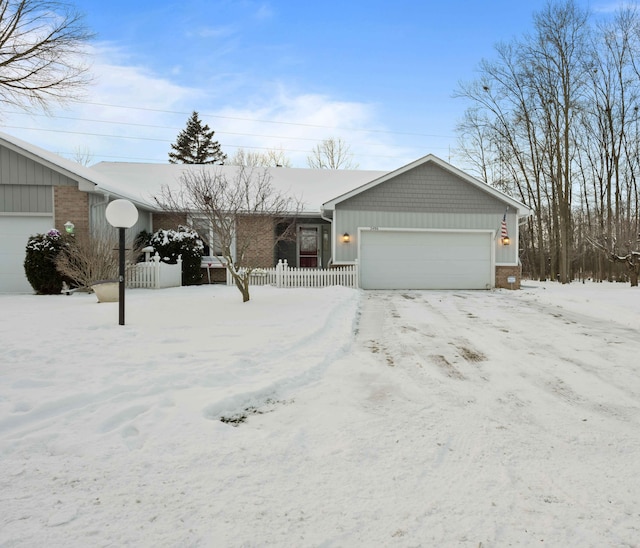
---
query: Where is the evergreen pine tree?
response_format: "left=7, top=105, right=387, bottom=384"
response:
left=169, top=111, right=227, bottom=164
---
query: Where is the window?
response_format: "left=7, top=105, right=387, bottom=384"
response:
left=190, top=216, right=234, bottom=264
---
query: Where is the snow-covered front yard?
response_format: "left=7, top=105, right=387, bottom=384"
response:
left=1, top=282, right=639, bottom=546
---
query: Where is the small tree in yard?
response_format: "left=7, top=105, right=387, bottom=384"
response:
left=157, top=166, right=301, bottom=302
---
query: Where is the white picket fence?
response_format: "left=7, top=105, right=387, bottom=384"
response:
left=226, top=259, right=358, bottom=289
left=127, top=253, right=182, bottom=289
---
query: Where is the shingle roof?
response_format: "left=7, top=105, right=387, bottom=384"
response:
left=91, top=162, right=388, bottom=214
left=0, top=131, right=387, bottom=213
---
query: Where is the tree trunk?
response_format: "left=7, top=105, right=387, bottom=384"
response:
left=228, top=267, right=252, bottom=302
left=233, top=276, right=251, bottom=302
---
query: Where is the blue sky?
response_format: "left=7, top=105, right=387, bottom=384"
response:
left=2, top=0, right=621, bottom=170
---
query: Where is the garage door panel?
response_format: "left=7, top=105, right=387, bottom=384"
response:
left=0, top=216, right=53, bottom=293
left=360, top=230, right=492, bottom=290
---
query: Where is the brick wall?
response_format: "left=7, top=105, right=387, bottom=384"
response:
left=236, top=215, right=275, bottom=268
left=201, top=266, right=227, bottom=284
left=53, top=186, right=89, bottom=237
left=495, top=265, right=521, bottom=289
left=153, top=212, right=187, bottom=231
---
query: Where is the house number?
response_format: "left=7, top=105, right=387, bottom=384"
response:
left=370, top=226, right=379, bottom=230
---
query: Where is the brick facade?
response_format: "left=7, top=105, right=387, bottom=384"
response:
left=495, top=265, right=521, bottom=289
left=153, top=212, right=187, bottom=231
left=53, top=186, right=89, bottom=237
left=202, top=266, right=227, bottom=284
left=236, top=215, right=276, bottom=268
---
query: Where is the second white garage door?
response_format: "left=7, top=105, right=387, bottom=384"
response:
left=0, top=215, right=54, bottom=293
left=359, top=229, right=493, bottom=290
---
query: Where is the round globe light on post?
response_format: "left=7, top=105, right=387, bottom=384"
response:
left=105, top=199, right=138, bottom=326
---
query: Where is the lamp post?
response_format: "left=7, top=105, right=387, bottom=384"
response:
left=105, top=199, right=138, bottom=325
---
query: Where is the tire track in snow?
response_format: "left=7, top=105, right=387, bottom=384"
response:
left=350, top=288, right=640, bottom=543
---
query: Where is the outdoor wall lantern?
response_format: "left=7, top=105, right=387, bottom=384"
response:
left=105, top=199, right=138, bottom=326
left=64, top=220, right=75, bottom=234
left=502, top=236, right=511, bottom=246
left=342, top=233, right=351, bottom=243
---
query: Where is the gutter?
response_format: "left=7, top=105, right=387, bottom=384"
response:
left=320, top=206, right=332, bottom=224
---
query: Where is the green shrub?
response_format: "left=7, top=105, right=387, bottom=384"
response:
left=24, top=229, right=72, bottom=294
left=149, top=226, right=204, bottom=285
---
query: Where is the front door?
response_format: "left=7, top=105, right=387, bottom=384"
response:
left=299, top=226, right=319, bottom=268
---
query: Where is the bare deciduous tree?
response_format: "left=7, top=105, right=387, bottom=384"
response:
left=456, top=0, right=594, bottom=283
left=0, top=0, right=93, bottom=112
left=157, top=167, right=301, bottom=302
left=228, top=147, right=292, bottom=168
left=587, top=234, right=640, bottom=286
left=307, top=137, right=359, bottom=169
left=455, top=2, right=640, bottom=285
left=70, top=144, right=93, bottom=166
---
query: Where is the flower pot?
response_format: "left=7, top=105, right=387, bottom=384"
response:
left=92, top=281, right=119, bottom=303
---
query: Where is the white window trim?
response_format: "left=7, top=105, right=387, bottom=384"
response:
left=189, top=214, right=236, bottom=268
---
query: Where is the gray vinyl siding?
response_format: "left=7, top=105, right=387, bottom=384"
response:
left=339, top=163, right=505, bottom=214
left=0, top=185, right=53, bottom=213
left=0, top=145, right=77, bottom=187
left=333, top=209, right=518, bottom=264
left=89, top=194, right=152, bottom=244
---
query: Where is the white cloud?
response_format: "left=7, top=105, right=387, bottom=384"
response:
left=253, top=2, right=274, bottom=20
left=211, top=87, right=417, bottom=169
left=2, top=44, right=419, bottom=169
left=189, top=25, right=237, bottom=39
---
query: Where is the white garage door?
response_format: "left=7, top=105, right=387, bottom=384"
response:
left=0, top=216, right=54, bottom=293
left=359, top=229, right=493, bottom=290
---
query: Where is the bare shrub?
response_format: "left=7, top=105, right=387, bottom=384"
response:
left=55, top=233, right=141, bottom=289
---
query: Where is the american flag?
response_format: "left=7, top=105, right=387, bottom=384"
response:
left=500, top=213, right=509, bottom=240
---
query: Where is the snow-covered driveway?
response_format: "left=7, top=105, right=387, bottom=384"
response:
left=348, top=286, right=640, bottom=546
left=1, top=282, right=639, bottom=546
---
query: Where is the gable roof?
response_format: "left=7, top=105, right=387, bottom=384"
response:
left=0, top=131, right=386, bottom=213
left=0, top=132, right=530, bottom=218
left=0, top=131, right=155, bottom=210
left=322, top=154, right=531, bottom=217
left=90, top=162, right=388, bottom=214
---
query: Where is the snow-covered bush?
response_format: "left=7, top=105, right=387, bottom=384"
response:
left=146, top=226, right=204, bottom=285
left=23, top=229, right=72, bottom=294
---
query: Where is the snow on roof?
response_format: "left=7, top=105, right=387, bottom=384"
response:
left=0, top=131, right=529, bottom=217
left=90, top=162, right=388, bottom=214
left=0, top=131, right=387, bottom=213
left=0, top=131, right=91, bottom=181
left=0, top=131, right=155, bottom=209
